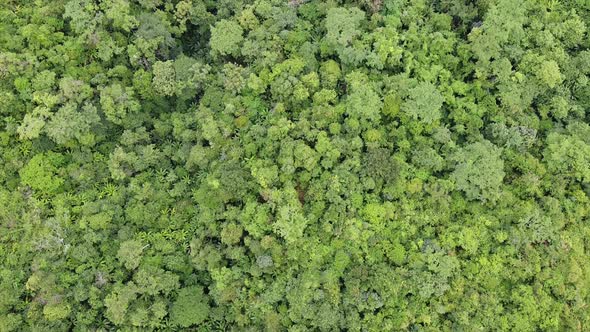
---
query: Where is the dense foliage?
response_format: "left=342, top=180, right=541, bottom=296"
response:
left=1, top=0, right=590, bottom=330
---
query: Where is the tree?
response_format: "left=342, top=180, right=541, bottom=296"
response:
left=170, top=286, right=210, bottom=327
left=325, top=7, right=367, bottom=65
left=536, top=60, right=562, bottom=89
left=100, top=84, right=141, bottom=125
left=19, top=152, right=65, bottom=195
left=345, top=72, right=382, bottom=122
left=105, top=284, right=138, bottom=325
left=45, top=102, right=100, bottom=146
left=544, top=123, right=590, bottom=184
left=450, top=140, right=505, bottom=202
left=210, top=19, right=244, bottom=57
left=103, top=0, right=138, bottom=32
left=403, top=82, right=444, bottom=124
left=152, top=61, right=176, bottom=96
left=319, top=60, right=341, bottom=88
left=117, top=240, right=144, bottom=270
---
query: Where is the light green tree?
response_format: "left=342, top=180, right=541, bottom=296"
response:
left=450, top=140, right=505, bottom=202
left=403, top=82, right=444, bottom=124
left=170, top=286, right=210, bottom=327
left=210, top=19, right=244, bottom=56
